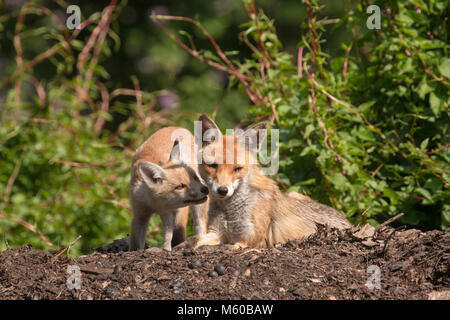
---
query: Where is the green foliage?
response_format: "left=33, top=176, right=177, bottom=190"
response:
left=218, top=0, right=449, bottom=229
left=156, top=0, right=449, bottom=229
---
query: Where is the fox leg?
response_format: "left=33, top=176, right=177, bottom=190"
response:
left=193, top=232, right=221, bottom=248
left=190, top=204, right=207, bottom=237
left=161, top=211, right=176, bottom=251
left=171, top=207, right=189, bottom=248
left=130, top=210, right=152, bottom=251
left=175, top=232, right=221, bottom=249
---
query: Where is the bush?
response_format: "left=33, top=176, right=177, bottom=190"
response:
left=0, top=1, right=168, bottom=254
left=156, top=0, right=449, bottom=229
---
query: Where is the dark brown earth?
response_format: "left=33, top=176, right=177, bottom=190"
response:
left=0, top=225, right=449, bottom=300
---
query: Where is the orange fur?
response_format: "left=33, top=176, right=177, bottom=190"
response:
left=129, top=127, right=208, bottom=251
left=185, top=115, right=351, bottom=249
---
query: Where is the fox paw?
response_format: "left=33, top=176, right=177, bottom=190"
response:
left=175, top=236, right=199, bottom=249
left=225, top=242, right=247, bottom=250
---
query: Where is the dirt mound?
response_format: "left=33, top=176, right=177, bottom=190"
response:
left=0, top=225, right=448, bottom=300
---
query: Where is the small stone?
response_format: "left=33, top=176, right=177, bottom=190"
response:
left=183, top=250, right=195, bottom=256
left=193, top=259, right=202, bottom=267
left=389, top=262, right=403, bottom=272
left=169, top=280, right=182, bottom=288
left=208, top=270, right=218, bottom=277
left=113, top=265, right=123, bottom=274
left=229, top=268, right=240, bottom=276
left=214, top=264, right=225, bottom=275
left=188, top=259, right=201, bottom=269
left=106, top=286, right=118, bottom=297
left=173, top=288, right=182, bottom=295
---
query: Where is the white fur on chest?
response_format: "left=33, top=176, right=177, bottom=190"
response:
left=209, top=182, right=256, bottom=243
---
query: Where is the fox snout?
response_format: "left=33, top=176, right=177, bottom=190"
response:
left=201, top=185, right=209, bottom=195
left=217, top=186, right=228, bottom=196
left=208, top=180, right=239, bottom=199
left=192, top=185, right=209, bottom=197
left=184, top=183, right=209, bottom=205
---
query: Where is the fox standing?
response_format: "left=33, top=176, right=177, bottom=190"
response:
left=186, top=114, right=351, bottom=249
left=129, top=127, right=209, bottom=251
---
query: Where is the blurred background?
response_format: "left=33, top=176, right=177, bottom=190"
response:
left=0, top=0, right=448, bottom=255
left=0, top=0, right=350, bottom=127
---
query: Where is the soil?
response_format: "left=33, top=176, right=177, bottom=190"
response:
left=0, top=225, right=449, bottom=300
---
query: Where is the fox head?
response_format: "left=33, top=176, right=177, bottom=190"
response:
left=136, top=139, right=209, bottom=209
left=197, top=114, right=266, bottom=199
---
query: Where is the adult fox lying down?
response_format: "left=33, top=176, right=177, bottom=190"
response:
left=183, top=114, right=351, bottom=249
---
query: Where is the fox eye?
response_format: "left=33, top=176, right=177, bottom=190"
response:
left=234, top=167, right=243, bottom=173
left=206, top=163, right=218, bottom=169
left=175, top=183, right=186, bottom=190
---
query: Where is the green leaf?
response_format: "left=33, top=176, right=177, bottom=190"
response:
left=442, top=205, right=450, bottom=228
left=303, top=124, right=315, bottom=138
left=416, top=187, right=432, bottom=201
left=383, top=188, right=399, bottom=205
left=429, top=92, right=442, bottom=115
left=287, top=139, right=301, bottom=148
left=438, top=58, right=450, bottom=79
left=420, top=138, right=429, bottom=151
left=417, top=79, right=432, bottom=99
left=278, top=105, right=291, bottom=115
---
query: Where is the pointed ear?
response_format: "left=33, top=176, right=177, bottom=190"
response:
left=198, top=114, right=221, bottom=147
left=169, top=138, right=183, bottom=164
left=138, top=161, right=166, bottom=186
left=240, top=122, right=267, bottom=151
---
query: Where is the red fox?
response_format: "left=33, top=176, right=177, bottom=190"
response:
left=183, top=114, right=351, bottom=249
left=129, top=127, right=209, bottom=251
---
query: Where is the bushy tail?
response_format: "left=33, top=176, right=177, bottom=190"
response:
left=267, top=193, right=351, bottom=246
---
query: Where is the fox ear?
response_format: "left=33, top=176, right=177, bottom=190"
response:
left=198, top=114, right=221, bottom=147
left=169, top=138, right=183, bottom=164
left=138, top=161, right=166, bottom=186
left=240, top=122, right=267, bottom=151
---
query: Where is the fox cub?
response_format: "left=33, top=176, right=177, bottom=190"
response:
left=129, top=127, right=209, bottom=251
left=184, top=114, right=351, bottom=249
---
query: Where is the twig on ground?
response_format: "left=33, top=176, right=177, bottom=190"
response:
left=53, top=235, right=82, bottom=260
left=375, top=213, right=405, bottom=233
